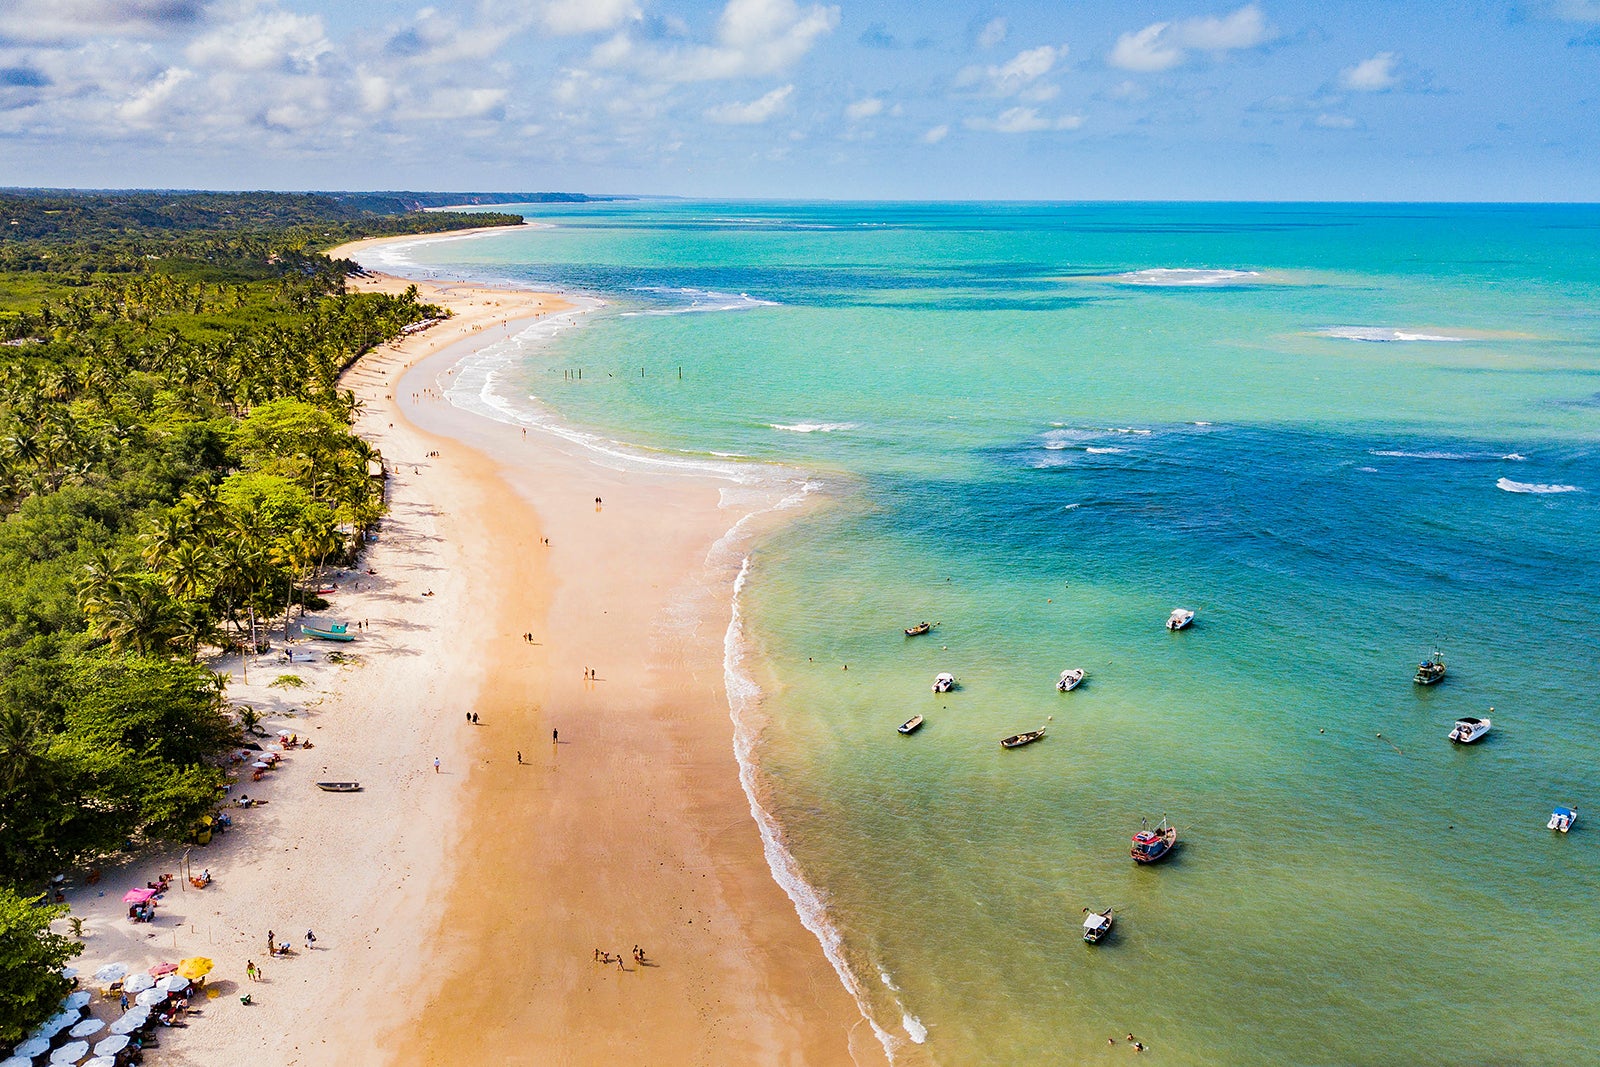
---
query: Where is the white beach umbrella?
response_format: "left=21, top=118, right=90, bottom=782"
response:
left=91, top=963, right=127, bottom=983
left=68, top=1018, right=103, bottom=1038
left=92, top=1035, right=129, bottom=1057
left=13, top=1037, right=50, bottom=1057
left=48, top=1040, right=88, bottom=1063
left=62, top=992, right=90, bottom=1011
left=3, top=1054, right=33, bottom=1067
left=59, top=967, right=77, bottom=981
left=122, top=972, right=154, bottom=993
left=41, top=1011, right=78, bottom=1036
left=157, top=974, right=189, bottom=993
left=108, top=1008, right=148, bottom=1035
left=134, top=988, right=165, bottom=1007
left=82, top=1059, right=116, bottom=1067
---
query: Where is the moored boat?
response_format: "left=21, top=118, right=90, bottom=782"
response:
left=1447, top=713, right=1491, bottom=744
left=1000, top=726, right=1046, bottom=749
left=1166, top=608, right=1194, bottom=631
left=904, top=621, right=935, bottom=637
left=1056, top=668, right=1085, bottom=692
left=1549, top=806, right=1577, bottom=833
left=931, top=672, right=955, bottom=693
left=898, top=715, right=925, bottom=735
left=315, top=781, right=361, bottom=792
left=1131, top=818, right=1177, bottom=863
left=1414, top=649, right=1446, bottom=685
left=1082, top=907, right=1115, bottom=944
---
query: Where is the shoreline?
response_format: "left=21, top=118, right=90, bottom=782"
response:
left=339, top=239, right=884, bottom=1062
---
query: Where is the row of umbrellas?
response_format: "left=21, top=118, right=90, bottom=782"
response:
left=7, top=959, right=212, bottom=1066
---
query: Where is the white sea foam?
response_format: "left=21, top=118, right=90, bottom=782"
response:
left=1114, top=268, right=1261, bottom=286
left=770, top=422, right=858, bottom=433
left=621, top=286, right=780, bottom=316
left=1370, top=449, right=1477, bottom=461
left=1085, top=446, right=1126, bottom=455
left=723, top=558, right=901, bottom=1064
left=1192, top=420, right=1213, bottom=426
left=1319, top=326, right=1467, bottom=343
left=1503, top=453, right=1527, bottom=461
left=902, top=1013, right=928, bottom=1043
left=1497, top=477, right=1580, bottom=494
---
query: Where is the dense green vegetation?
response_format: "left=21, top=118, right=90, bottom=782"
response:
left=0, top=888, right=77, bottom=1046
left=0, top=189, right=519, bottom=1043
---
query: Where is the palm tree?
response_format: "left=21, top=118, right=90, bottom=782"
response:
left=0, top=708, right=43, bottom=791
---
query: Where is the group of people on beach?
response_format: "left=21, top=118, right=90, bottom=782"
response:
left=593, top=946, right=650, bottom=967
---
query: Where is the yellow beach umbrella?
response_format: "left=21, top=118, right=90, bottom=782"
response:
left=176, top=957, right=213, bottom=980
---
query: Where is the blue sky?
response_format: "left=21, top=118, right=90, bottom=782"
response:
left=1, top=0, right=1597, bottom=198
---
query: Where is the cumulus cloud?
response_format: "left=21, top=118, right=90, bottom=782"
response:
left=116, top=66, right=193, bottom=124
left=705, top=83, right=793, bottom=123
left=921, top=123, right=949, bottom=143
left=1109, top=4, right=1273, bottom=72
left=1339, top=51, right=1398, bottom=91
left=540, top=0, right=642, bottom=35
left=958, top=44, right=1064, bottom=96
left=187, top=8, right=331, bottom=73
left=844, top=97, right=883, bottom=121
left=1313, top=113, right=1358, bottom=129
left=977, top=17, right=1008, bottom=49
left=592, top=0, right=838, bottom=83
left=965, top=106, right=1082, bottom=133
left=0, top=0, right=203, bottom=46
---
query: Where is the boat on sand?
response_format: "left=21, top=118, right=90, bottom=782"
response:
left=301, top=621, right=355, bottom=642
left=315, top=781, right=362, bottom=793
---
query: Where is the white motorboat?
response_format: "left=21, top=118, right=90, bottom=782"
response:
left=1166, top=608, right=1194, bottom=631
left=931, top=672, right=955, bottom=693
left=1057, top=669, right=1085, bottom=692
left=1549, top=806, right=1577, bottom=833
left=1082, top=907, right=1115, bottom=944
left=1447, top=714, right=1491, bottom=744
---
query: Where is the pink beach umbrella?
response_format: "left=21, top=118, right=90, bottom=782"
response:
left=147, top=961, right=178, bottom=976
left=121, top=888, right=156, bottom=904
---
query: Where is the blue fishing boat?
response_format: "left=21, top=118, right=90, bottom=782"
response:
left=301, top=621, right=355, bottom=642
left=1131, top=818, right=1177, bottom=863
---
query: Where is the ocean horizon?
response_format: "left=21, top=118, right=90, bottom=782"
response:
left=364, top=199, right=1600, bottom=1065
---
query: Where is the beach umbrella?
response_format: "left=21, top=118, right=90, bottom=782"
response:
left=147, top=962, right=177, bottom=976
left=60, top=967, right=77, bottom=981
left=92, top=962, right=128, bottom=981
left=176, top=957, right=213, bottom=980
left=48, top=1040, right=88, bottom=1063
left=122, top=973, right=154, bottom=993
left=157, top=974, right=189, bottom=993
left=106, top=1017, right=141, bottom=1036
left=92, top=1035, right=129, bottom=1057
left=134, top=988, right=165, bottom=1007
left=42, top=1011, right=79, bottom=1036
left=3, top=1054, right=33, bottom=1067
left=120, top=889, right=155, bottom=905
left=12, top=1037, right=50, bottom=1057
left=82, top=1059, right=116, bottom=1067
left=61, top=991, right=91, bottom=1011
left=251, top=760, right=271, bottom=769
left=68, top=1019, right=103, bottom=1039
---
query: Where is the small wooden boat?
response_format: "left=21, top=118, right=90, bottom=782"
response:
left=931, top=672, right=955, bottom=693
left=315, top=781, right=362, bottom=793
left=897, top=715, right=925, bottom=735
left=1414, top=649, right=1446, bottom=685
left=1166, top=608, right=1194, bottom=631
left=1057, top=669, right=1085, bottom=692
left=1082, top=907, right=1115, bottom=944
left=1447, top=713, right=1491, bottom=744
left=904, top=621, right=935, bottom=637
left=1549, top=805, right=1577, bottom=833
left=1000, top=726, right=1046, bottom=749
left=301, top=621, right=355, bottom=642
left=1131, top=818, right=1177, bottom=863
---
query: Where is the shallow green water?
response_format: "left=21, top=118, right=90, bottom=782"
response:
left=378, top=202, right=1600, bottom=1065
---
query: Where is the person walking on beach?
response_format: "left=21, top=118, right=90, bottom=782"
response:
left=120, top=990, right=129, bottom=1010
left=246, top=961, right=258, bottom=982
left=267, top=930, right=275, bottom=954
left=433, top=757, right=440, bottom=773
left=305, top=930, right=317, bottom=950
left=516, top=751, right=523, bottom=764
left=552, top=728, right=558, bottom=742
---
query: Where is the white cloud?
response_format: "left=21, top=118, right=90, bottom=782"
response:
left=591, top=0, right=839, bottom=83
left=116, top=66, right=193, bottom=124
left=958, top=44, right=1064, bottom=95
left=977, top=17, right=1008, bottom=49
left=1109, top=4, right=1274, bottom=72
left=844, top=97, right=883, bottom=121
left=540, top=0, right=642, bottom=35
left=921, top=123, right=949, bottom=143
left=186, top=8, right=332, bottom=73
left=1313, top=113, right=1358, bottom=129
left=705, top=83, right=793, bottom=123
left=1339, top=52, right=1398, bottom=91
left=0, top=0, right=203, bottom=45
left=966, top=106, right=1082, bottom=133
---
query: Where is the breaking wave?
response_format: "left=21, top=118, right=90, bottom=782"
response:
left=1497, top=478, right=1580, bottom=494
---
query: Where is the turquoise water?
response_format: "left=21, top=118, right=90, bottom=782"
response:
left=379, top=203, right=1600, bottom=1065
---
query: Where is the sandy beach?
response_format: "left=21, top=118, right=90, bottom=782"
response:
left=54, top=227, right=880, bottom=1066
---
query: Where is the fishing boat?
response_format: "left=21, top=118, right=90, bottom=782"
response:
left=904, top=621, right=935, bottom=637
left=1000, top=726, right=1046, bottom=748
left=1548, top=806, right=1577, bottom=833
left=315, top=782, right=361, bottom=793
left=1166, top=608, right=1194, bottom=631
left=1131, top=818, right=1177, bottom=863
left=1056, top=668, right=1085, bottom=692
left=898, top=715, right=925, bottom=735
left=1447, top=714, right=1491, bottom=744
left=1081, top=907, right=1115, bottom=944
left=301, top=621, right=355, bottom=642
left=931, top=672, right=956, bottom=693
left=1414, top=649, right=1446, bottom=685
